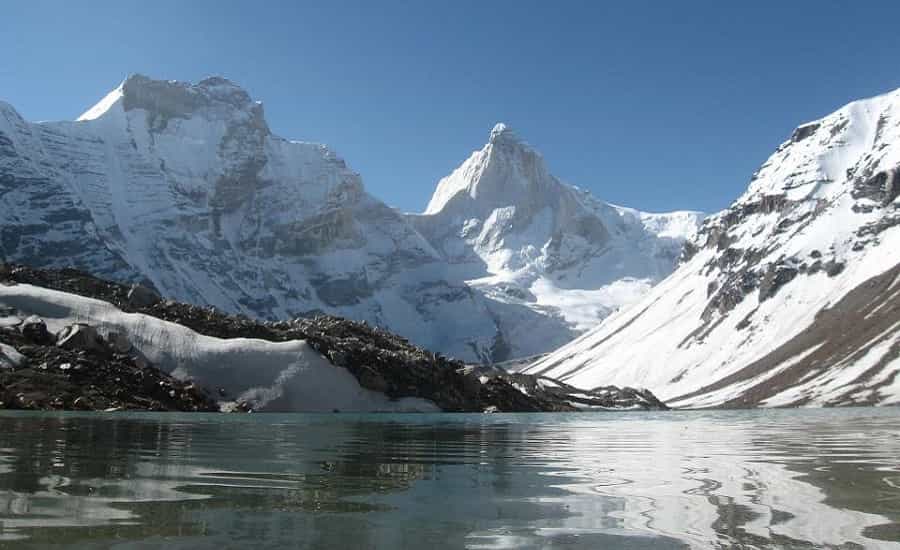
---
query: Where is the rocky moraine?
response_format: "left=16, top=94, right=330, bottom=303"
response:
left=0, top=264, right=666, bottom=413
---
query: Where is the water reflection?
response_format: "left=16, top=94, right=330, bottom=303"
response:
left=0, top=409, right=897, bottom=549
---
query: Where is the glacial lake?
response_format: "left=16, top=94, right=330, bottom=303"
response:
left=0, top=409, right=898, bottom=549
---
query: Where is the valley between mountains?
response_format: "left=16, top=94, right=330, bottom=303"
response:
left=1, top=75, right=898, bottom=411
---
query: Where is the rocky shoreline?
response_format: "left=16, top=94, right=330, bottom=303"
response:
left=0, top=264, right=667, bottom=413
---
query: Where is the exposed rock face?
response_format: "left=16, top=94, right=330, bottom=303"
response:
left=0, top=76, right=701, bottom=364
left=757, top=263, right=799, bottom=302
left=1, top=264, right=668, bottom=412
left=523, top=87, right=900, bottom=408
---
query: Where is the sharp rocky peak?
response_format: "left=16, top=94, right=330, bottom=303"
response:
left=423, top=123, right=562, bottom=217
left=486, top=122, right=540, bottom=156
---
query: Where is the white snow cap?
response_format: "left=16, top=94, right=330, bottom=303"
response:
left=77, top=82, right=125, bottom=121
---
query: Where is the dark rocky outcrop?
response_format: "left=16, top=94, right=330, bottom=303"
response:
left=853, top=168, right=900, bottom=206
left=701, top=270, right=759, bottom=322
left=790, top=122, right=820, bottom=143
left=1, top=264, right=668, bottom=412
left=464, top=365, right=668, bottom=411
left=678, top=239, right=700, bottom=264
left=758, top=263, right=799, bottom=302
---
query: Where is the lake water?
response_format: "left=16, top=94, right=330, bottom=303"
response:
left=0, top=408, right=898, bottom=549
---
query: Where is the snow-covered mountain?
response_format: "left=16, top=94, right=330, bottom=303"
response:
left=0, top=75, right=700, bottom=363
left=523, top=88, right=900, bottom=407
left=409, top=123, right=703, bottom=349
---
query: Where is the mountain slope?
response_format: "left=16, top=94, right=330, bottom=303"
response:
left=1, top=75, right=700, bottom=363
left=523, top=88, right=900, bottom=407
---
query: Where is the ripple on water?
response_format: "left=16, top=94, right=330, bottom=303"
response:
left=0, top=408, right=897, bottom=549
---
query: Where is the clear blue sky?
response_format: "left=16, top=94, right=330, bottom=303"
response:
left=3, top=1, right=900, bottom=214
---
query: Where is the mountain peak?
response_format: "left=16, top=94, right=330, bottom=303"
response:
left=77, top=74, right=267, bottom=133
left=489, top=122, right=518, bottom=144
left=423, top=122, right=552, bottom=215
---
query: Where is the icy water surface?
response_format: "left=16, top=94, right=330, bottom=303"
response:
left=0, top=408, right=898, bottom=549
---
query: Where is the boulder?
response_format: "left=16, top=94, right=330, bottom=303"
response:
left=127, top=284, right=161, bottom=308
left=56, top=324, right=106, bottom=353
left=20, top=316, right=54, bottom=345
